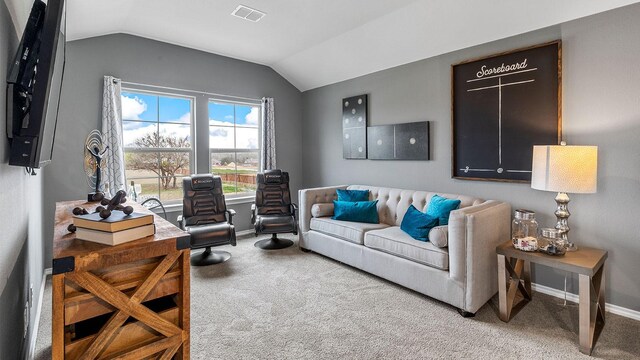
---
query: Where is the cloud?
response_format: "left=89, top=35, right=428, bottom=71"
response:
left=210, top=128, right=229, bottom=137
left=123, top=119, right=192, bottom=147
left=121, top=95, right=147, bottom=120
left=123, top=123, right=155, bottom=147
left=166, top=112, right=191, bottom=124
left=247, top=137, right=258, bottom=149
left=209, top=126, right=258, bottom=150
left=209, top=119, right=231, bottom=126
left=159, top=124, right=190, bottom=141
left=245, top=107, right=259, bottom=125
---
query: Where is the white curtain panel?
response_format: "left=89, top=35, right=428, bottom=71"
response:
left=101, top=75, right=126, bottom=197
left=261, top=97, right=277, bottom=170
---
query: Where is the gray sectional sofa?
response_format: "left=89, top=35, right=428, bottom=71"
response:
left=298, top=185, right=511, bottom=315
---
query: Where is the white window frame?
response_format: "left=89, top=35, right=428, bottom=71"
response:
left=208, top=98, right=262, bottom=199
left=121, top=88, right=196, bottom=204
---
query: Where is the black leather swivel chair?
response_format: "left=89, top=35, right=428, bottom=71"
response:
left=251, top=169, right=298, bottom=250
left=178, top=174, right=236, bottom=265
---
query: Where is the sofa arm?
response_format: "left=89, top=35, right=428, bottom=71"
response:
left=447, top=200, right=511, bottom=313
left=298, top=185, right=348, bottom=232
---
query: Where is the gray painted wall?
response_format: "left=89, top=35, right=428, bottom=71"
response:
left=44, top=33, right=303, bottom=263
left=0, top=0, right=46, bottom=358
left=301, top=5, right=640, bottom=311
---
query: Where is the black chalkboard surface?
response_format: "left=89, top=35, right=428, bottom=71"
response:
left=452, top=41, right=561, bottom=182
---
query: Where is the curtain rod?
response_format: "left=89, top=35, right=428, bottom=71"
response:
left=114, top=79, right=263, bottom=103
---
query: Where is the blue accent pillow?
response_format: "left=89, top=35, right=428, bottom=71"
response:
left=336, top=189, right=370, bottom=202
left=400, top=205, right=439, bottom=241
left=426, top=195, right=461, bottom=226
left=332, top=200, right=379, bottom=224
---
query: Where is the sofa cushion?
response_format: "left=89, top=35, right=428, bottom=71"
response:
left=310, top=217, right=388, bottom=244
left=426, top=195, right=461, bottom=226
left=428, top=225, right=448, bottom=248
left=337, top=189, right=370, bottom=202
left=332, top=200, right=379, bottom=224
left=364, top=226, right=449, bottom=270
left=400, top=204, right=439, bottom=241
left=311, top=203, right=334, bottom=218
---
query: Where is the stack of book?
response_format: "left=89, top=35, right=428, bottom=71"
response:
left=73, top=210, right=155, bottom=246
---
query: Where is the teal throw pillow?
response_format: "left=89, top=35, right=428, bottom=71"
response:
left=400, top=205, right=439, bottom=242
left=332, top=200, right=379, bottom=224
left=426, top=195, right=461, bottom=226
left=336, top=189, right=370, bottom=202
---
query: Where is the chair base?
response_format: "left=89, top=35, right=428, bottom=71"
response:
left=190, top=247, right=231, bottom=266
left=254, top=234, right=294, bottom=250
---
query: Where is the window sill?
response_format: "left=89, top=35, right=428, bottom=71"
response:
left=159, top=196, right=254, bottom=213
left=226, top=196, right=255, bottom=205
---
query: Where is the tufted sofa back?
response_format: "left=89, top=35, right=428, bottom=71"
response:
left=347, top=185, right=484, bottom=226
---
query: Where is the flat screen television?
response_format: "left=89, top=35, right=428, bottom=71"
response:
left=6, top=0, right=65, bottom=169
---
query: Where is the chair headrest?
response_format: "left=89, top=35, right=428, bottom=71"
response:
left=185, top=174, right=221, bottom=191
left=263, top=169, right=286, bottom=184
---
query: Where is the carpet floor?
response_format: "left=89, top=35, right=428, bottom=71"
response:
left=34, top=234, right=640, bottom=359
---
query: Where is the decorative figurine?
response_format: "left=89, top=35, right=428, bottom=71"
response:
left=84, top=130, right=109, bottom=202
left=98, top=190, right=134, bottom=219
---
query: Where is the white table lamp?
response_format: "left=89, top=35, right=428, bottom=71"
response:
left=531, top=144, right=598, bottom=251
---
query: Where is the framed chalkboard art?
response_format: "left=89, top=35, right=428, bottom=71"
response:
left=451, top=41, right=562, bottom=182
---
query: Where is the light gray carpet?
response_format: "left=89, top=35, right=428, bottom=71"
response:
left=35, top=235, right=640, bottom=359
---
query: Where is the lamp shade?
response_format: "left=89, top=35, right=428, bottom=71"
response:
left=531, top=145, right=598, bottom=193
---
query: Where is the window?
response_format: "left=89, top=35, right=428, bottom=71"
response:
left=209, top=100, right=260, bottom=197
left=121, top=90, right=194, bottom=203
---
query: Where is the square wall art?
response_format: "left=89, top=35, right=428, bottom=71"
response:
left=368, top=122, right=430, bottom=160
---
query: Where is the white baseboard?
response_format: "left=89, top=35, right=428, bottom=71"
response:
left=532, top=282, right=640, bottom=321
left=28, top=268, right=51, bottom=359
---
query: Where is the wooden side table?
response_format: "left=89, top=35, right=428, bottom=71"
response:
left=496, top=241, right=607, bottom=355
left=52, top=200, right=191, bottom=359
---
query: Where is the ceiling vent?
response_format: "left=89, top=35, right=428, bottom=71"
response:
left=231, top=5, right=266, bottom=22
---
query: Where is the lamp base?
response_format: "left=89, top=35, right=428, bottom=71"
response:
left=554, top=192, right=578, bottom=252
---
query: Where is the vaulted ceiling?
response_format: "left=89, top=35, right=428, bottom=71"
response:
left=8, top=0, right=640, bottom=91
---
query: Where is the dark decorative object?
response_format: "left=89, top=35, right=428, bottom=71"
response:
left=342, top=94, right=367, bottom=159
left=98, top=190, right=133, bottom=219
left=84, top=130, right=109, bottom=201
left=66, top=190, right=133, bottom=232
left=452, top=41, right=562, bottom=182
left=368, top=121, right=430, bottom=160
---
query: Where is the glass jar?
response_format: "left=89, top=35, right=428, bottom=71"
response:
left=512, top=209, right=539, bottom=251
left=538, top=228, right=567, bottom=256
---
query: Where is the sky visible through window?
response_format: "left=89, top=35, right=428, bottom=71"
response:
left=208, top=101, right=259, bottom=149
left=121, top=92, right=192, bottom=147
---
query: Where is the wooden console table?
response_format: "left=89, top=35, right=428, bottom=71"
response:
left=496, top=241, right=607, bottom=355
left=52, top=200, right=191, bottom=359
